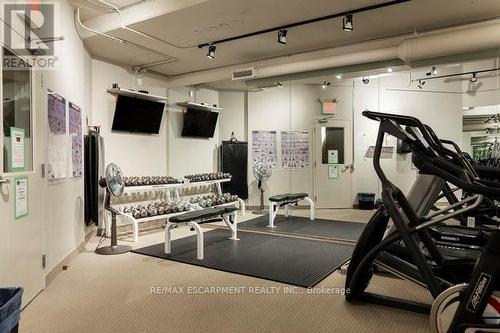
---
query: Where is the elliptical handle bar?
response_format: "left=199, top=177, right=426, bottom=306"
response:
left=363, top=110, right=500, bottom=197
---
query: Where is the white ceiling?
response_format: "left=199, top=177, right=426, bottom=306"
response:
left=73, top=0, right=500, bottom=76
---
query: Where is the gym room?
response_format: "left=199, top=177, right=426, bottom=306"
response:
left=1, top=0, right=500, bottom=332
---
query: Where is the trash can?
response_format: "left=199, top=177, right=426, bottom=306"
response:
left=357, top=192, right=375, bottom=210
left=0, top=287, right=23, bottom=333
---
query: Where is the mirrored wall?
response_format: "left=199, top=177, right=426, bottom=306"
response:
left=171, top=51, right=500, bottom=208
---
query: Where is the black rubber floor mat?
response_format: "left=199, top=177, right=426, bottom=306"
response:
left=132, top=229, right=354, bottom=288
left=237, top=215, right=365, bottom=242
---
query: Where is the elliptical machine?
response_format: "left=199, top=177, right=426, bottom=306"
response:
left=344, top=111, right=500, bottom=333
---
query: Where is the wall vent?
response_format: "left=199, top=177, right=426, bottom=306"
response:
left=232, top=68, right=255, bottom=81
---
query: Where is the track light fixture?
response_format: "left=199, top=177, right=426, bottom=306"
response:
left=426, top=66, right=438, bottom=76
left=336, top=74, right=343, bottom=79
left=278, top=29, right=287, bottom=45
left=206, top=44, right=216, bottom=59
left=470, top=72, right=478, bottom=83
left=321, top=81, right=331, bottom=89
left=417, top=80, right=425, bottom=89
left=362, top=77, right=370, bottom=84
left=342, top=14, right=353, bottom=31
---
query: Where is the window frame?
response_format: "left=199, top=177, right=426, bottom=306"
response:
left=1, top=45, right=36, bottom=176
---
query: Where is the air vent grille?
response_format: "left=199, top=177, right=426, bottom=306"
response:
left=232, top=68, right=255, bottom=80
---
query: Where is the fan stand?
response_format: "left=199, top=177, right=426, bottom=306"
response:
left=252, top=180, right=266, bottom=214
left=95, top=189, right=132, bottom=255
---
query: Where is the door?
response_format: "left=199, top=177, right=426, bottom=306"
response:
left=0, top=47, right=45, bottom=305
left=314, top=119, right=353, bottom=208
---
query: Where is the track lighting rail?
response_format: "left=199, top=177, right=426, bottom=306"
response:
left=411, top=67, right=500, bottom=82
left=197, top=0, right=411, bottom=48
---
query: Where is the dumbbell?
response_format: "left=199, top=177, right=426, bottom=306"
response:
left=170, top=204, right=178, bottom=213
left=148, top=206, right=158, bottom=216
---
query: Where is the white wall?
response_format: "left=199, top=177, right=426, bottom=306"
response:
left=41, top=0, right=93, bottom=273
left=219, top=92, right=246, bottom=141
left=91, top=59, right=169, bottom=176
left=220, top=66, right=467, bottom=206
left=353, top=70, right=463, bottom=197
left=167, top=87, right=220, bottom=177
left=462, top=57, right=500, bottom=108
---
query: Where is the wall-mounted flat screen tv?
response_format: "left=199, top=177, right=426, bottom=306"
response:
left=181, top=107, right=219, bottom=138
left=111, top=95, right=165, bottom=134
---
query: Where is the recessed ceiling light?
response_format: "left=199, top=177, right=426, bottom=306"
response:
left=386, top=67, right=393, bottom=73
left=336, top=74, right=342, bottom=79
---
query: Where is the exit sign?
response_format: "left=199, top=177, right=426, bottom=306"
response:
left=320, top=98, right=339, bottom=115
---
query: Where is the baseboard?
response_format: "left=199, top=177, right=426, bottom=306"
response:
left=246, top=205, right=313, bottom=211
left=45, top=226, right=96, bottom=285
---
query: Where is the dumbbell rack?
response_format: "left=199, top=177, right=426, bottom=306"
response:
left=104, top=178, right=246, bottom=242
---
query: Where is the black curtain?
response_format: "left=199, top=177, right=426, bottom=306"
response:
left=221, top=141, right=248, bottom=199
left=84, top=131, right=99, bottom=226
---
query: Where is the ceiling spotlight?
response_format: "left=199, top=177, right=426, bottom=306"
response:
left=206, top=44, right=216, bottom=59
left=386, top=67, right=393, bottom=73
left=426, top=66, right=438, bottom=76
left=342, top=14, right=353, bottom=32
left=362, top=77, right=369, bottom=84
left=278, top=29, right=287, bottom=45
left=335, top=74, right=342, bottom=79
left=321, top=81, right=331, bottom=89
left=417, top=80, right=425, bottom=89
left=470, top=72, right=478, bottom=83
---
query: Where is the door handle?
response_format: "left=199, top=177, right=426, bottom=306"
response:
left=341, top=164, right=355, bottom=173
left=0, top=177, right=11, bottom=185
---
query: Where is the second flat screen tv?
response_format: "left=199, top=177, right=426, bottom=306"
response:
left=112, top=95, right=165, bottom=134
left=181, top=108, right=219, bottom=138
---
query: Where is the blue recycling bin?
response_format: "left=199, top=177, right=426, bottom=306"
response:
left=0, top=288, right=23, bottom=333
left=357, top=192, right=376, bottom=210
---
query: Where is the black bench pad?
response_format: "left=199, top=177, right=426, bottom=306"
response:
left=169, top=206, right=238, bottom=223
left=269, top=193, right=308, bottom=202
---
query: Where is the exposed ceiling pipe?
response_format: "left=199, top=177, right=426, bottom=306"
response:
left=398, top=22, right=500, bottom=61
left=92, top=0, right=194, bottom=49
left=255, top=47, right=399, bottom=78
left=75, top=7, right=177, bottom=63
left=162, top=20, right=500, bottom=88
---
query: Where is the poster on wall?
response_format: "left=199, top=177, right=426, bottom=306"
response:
left=10, top=127, right=25, bottom=172
left=252, top=130, right=278, bottom=167
left=47, top=90, right=68, bottom=181
left=48, top=91, right=66, bottom=134
left=69, top=102, right=83, bottom=177
left=280, top=130, right=310, bottom=169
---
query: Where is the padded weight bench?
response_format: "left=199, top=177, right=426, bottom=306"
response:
left=165, top=206, right=239, bottom=260
left=268, top=193, right=314, bottom=228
